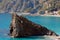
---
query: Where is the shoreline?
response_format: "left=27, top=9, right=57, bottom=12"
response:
left=40, top=15, right=60, bottom=17
left=28, top=14, right=60, bottom=17
left=0, top=13, right=60, bottom=17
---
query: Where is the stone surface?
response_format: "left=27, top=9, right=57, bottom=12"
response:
left=0, top=0, right=60, bottom=13
left=10, top=13, right=58, bottom=38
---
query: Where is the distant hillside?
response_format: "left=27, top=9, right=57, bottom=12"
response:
left=0, top=0, right=60, bottom=14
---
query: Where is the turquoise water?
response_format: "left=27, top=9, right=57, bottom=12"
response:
left=0, top=13, right=60, bottom=40
left=26, top=15, right=60, bottom=35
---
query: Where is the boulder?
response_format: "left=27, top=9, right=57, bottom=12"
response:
left=10, top=13, right=58, bottom=38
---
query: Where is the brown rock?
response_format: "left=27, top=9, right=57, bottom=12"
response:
left=10, top=13, right=58, bottom=38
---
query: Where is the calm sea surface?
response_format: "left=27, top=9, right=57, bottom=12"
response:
left=0, top=13, right=60, bottom=40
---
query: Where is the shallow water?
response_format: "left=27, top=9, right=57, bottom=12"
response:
left=0, top=13, right=60, bottom=40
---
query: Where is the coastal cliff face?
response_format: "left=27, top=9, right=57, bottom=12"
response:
left=0, top=0, right=60, bottom=14
left=10, top=13, right=58, bottom=37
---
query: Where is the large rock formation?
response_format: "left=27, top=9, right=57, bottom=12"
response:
left=10, top=13, right=58, bottom=38
left=0, top=0, right=60, bottom=13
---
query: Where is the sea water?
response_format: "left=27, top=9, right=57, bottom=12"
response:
left=0, top=13, right=60, bottom=40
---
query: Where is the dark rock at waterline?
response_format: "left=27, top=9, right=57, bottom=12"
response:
left=10, top=13, right=58, bottom=38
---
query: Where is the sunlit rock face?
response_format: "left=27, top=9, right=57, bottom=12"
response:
left=0, top=0, right=60, bottom=14
left=0, top=0, right=42, bottom=13
left=10, top=13, right=58, bottom=38
left=0, top=0, right=60, bottom=13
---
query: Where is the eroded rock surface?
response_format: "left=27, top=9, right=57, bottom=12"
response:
left=10, top=13, right=58, bottom=37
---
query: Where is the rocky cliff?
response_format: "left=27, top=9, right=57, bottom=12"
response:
left=0, top=0, right=60, bottom=14
left=10, top=13, right=58, bottom=37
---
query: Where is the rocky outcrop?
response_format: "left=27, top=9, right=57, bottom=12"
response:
left=0, top=0, right=60, bottom=13
left=10, top=13, right=58, bottom=38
